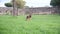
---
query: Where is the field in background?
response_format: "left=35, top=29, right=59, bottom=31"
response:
left=0, top=15, right=60, bottom=34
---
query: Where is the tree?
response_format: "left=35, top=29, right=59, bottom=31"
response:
left=15, top=0, right=25, bottom=8
left=5, top=0, right=25, bottom=16
left=50, top=0, right=60, bottom=6
left=5, top=3, right=12, bottom=7
left=50, top=0, right=60, bottom=14
left=12, top=0, right=25, bottom=16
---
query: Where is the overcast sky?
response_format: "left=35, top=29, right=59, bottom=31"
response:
left=0, top=0, right=51, bottom=7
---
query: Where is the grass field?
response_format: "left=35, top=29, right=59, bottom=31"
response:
left=0, top=15, right=60, bottom=34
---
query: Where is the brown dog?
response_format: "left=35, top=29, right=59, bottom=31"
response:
left=26, top=14, right=32, bottom=21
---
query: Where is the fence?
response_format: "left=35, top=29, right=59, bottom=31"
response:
left=0, top=7, right=55, bottom=15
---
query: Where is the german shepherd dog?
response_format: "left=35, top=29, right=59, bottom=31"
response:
left=26, top=14, right=32, bottom=21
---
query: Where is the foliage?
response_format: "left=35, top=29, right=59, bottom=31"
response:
left=11, top=0, right=25, bottom=8
left=5, top=3, right=12, bottom=7
left=50, top=0, right=60, bottom=6
left=15, top=0, right=25, bottom=8
left=5, top=0, right=25, bottom=8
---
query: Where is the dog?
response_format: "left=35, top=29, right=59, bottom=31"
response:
left=26, top=14, right=32, bottom=21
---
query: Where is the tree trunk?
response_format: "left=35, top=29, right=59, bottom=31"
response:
left=58, top=6, right=60, bottom=14
left=54, top=6, right=60, bottom=14
left=16, top=8, right=18, bottom=16
left=56, top=6, right=60, bottom=14
left=12, top=0, right=17, bottom=16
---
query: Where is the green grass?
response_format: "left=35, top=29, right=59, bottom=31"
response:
left=0, top=15, right=60, bottom=34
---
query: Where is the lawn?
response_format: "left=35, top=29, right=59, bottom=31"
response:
left=0, top=15, right=60, bottom=34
